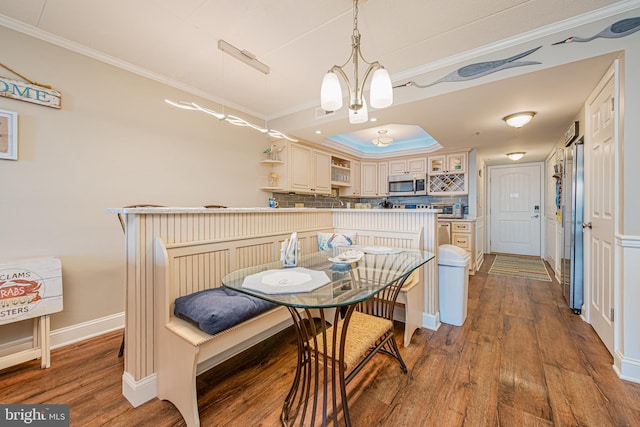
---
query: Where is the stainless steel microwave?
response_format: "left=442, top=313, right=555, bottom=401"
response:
left=388, top=174, right=427, bottom=196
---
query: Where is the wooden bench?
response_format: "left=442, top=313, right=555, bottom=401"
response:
left=153, top=230, right=327, bottom=427
left=153, top=227, right=424, bottom=426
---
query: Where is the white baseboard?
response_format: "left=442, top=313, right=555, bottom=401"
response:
left=0, top=312, right=124, bottom=358
left=51, top=312, right=125, bottom=349
left=422, top=312, right=440, bottom=331
left=122, top=372, right=157, bottom=407
left=614, top=350, right=640, bottom=384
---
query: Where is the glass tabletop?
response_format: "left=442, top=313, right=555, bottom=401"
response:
left=222, top=247, right=435, bottom=309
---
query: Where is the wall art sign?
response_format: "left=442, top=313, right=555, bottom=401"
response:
left=0, top=257, right=63, bottom=325
left=0, top=109, right=18, bottom=160
left=564, top=121, right=579, bottom=146
left=0, top=76, right=61, bottom=109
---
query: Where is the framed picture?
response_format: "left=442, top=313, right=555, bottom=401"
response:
left=0, top=109, right=18, bottom=160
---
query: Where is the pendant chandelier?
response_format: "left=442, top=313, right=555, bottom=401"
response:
left=320, top=0, right=393, bottom=124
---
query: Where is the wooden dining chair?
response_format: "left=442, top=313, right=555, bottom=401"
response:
left=116, top=204, right=166, bottom=357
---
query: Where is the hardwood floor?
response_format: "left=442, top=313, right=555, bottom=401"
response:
left=2, top=254, right=639, bottom=426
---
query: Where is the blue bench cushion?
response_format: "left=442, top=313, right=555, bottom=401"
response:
left=174, top=287, right=277, bottom=335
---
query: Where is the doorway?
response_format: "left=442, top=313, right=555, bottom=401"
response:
left=488, top=163, right=543, bottom=256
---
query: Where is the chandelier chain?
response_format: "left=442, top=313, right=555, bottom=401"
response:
left=353, top=0, right=359, bottom=37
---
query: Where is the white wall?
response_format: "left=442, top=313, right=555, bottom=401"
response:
left=0, top=26, right=267, bottom=344
left=617, top=34, right=640, bottom=384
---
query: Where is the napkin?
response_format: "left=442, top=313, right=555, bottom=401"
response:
left=281, top=232, right=298, bottom=266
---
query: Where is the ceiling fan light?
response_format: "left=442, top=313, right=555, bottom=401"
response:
left=320, top=72, right=343, bottom=111
left=507, top=152, right=525, bottom=161
left=370, top=68, right=393, bottom=109
left=503, top=112, right=535, bottom=128
left=349, top=100, right=368, bottom=124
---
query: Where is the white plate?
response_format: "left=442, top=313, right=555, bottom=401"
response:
left=328, top=251, right=364, bottom=265
left=360, top=246, right=403, bottom=254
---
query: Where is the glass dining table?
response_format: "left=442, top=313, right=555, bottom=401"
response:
left=222, top=246, right=435, bottom=427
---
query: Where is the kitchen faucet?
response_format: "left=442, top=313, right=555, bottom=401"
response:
left=331, top=196, right=344, bottom=208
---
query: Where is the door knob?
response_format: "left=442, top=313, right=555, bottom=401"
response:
left=531, top=214, right=539, bottom=218
left=582, top=222, right=592, bottom=229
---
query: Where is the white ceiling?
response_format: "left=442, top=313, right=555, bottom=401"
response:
left=1, top=0, right=637, bottom=164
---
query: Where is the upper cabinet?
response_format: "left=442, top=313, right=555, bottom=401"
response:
left=378, top=162, right=389, bottom=197
left=289, top=143, right=331, bottom=194
left=360, top=161, right=389, bottom=197
left=428, top=153, right=466, bottom=175
left=427, top=152, right=468, bottom=195
left=389, top=157, right=426, bottom=175
left=360, top=162, right=379, bottom=197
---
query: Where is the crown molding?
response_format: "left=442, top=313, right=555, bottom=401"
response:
left=0, top=14, right=266, bottom=121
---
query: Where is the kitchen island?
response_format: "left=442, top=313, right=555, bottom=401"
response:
left=107, top=206, right=440, bottom=408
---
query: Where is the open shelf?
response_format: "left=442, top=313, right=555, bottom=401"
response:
left=260, top=159, right=284, bottom=165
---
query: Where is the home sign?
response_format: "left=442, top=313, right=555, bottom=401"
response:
left=0, top=76, right=61, bottom=109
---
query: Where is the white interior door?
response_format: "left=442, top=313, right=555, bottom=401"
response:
left=489, top=164, right=542, bottom=256
left=584, top=65, right=616, bottom=355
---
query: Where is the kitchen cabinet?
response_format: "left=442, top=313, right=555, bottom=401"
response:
left=289, top=143, right=331, bottom=194
left=378, top=162, right=389, bottom=197
left=341, top=159, right=361, bottom=197
left=389, top=157, right=426, bottom=175
left=427, top=152, right=468, bottom=195
left=449, top=220, right=476, bottom=274
left=428, top=153, right=466, bottom=174
left=361, top=161, right=390, bottom=197
left=360, top=162, right=378, bottom=197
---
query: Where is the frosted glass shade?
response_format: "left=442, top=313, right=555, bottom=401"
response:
left=503, top=112, right=535, bottom=128
left=320, top=72, right=343, bottom=111
left=506, top=152, right=525, bottom=161
left=369, top=68, right=393, bottom=109
left=349, top=100, right=368, bottom=124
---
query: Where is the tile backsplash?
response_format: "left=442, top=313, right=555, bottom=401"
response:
left=273, top=192, right=468, bottom=210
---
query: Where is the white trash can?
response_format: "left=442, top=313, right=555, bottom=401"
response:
left=438, top=244, right=471, bottom=326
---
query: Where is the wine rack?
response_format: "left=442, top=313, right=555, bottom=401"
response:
left=428, top=173, right=466, bottom=195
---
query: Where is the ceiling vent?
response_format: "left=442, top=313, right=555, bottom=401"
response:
left=315, top=107, right=335, bottom=120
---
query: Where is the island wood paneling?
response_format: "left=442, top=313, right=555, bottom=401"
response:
left=332, top=210, right=439, bottom=317
left=119, top=209, right=334, bottom=386
left=110, top=207, right=439, bottom=407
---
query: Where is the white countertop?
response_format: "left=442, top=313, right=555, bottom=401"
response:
left=107, top=207, right=442, bottom=214
left=437, top=217, right=477, bottom=222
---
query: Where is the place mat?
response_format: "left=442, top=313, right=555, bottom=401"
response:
left=242, top=267, right=330, bottom=294
left=489, top=255, right=551, bottom=282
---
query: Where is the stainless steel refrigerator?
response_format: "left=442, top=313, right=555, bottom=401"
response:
left=561, top=138, right=584, bottom=314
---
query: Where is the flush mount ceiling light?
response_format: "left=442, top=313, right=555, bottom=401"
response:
left=217, top=39, right=270, bottom=74
left=372, top=129, right=393, bottom=147
left=503, top=111, right=536, bottom=128
left=320, top=0, right=393, bottom=124
left=507, top=152, right=526, bottom=161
